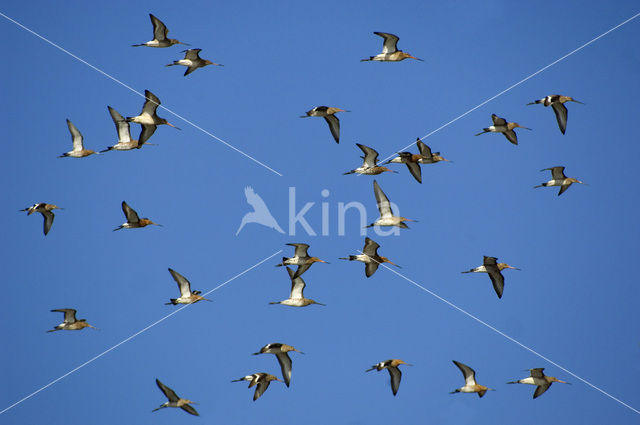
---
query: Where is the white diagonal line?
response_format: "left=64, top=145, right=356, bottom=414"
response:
left=378, top=11, right=640, bottom=164
left=0, top=250, right=282, bottom=415
left=0, top=11, right=283, bottom=177
left=372, top=257, right=640, bottom=415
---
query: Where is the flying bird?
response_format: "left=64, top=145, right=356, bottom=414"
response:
left=269, top=267, right=325, bottom=307
left=101, top=106, right=152, bottom=152
left=535, top=166, right=586, bottom=196
left=165, top=268, right=211, bottom=305
left=113, top=201, right=161, bottom=231
left=461, top=256, right=519, bottom=299
left=367, top=180, right=415, bottom=228
left=127, top=90, right=180, bottom=145
left=236, top=187, right=284, bottom=235
left=475, top=114, right=531, bottom=145
left=527, top=94, right=583, bottom=134
left=366, top=359, right=412, bottom=396
left=385, top=138, right=451, bottom=165
left=152, top=379, right=199, bottom=416
left=253, top=343, right=304, bottom=387
left=450, top=360, right=494, bottom=398
left=132, top=14, right=189, bottom=48
left=167, top=48, right=222, bottom=76
left=59, top=119, right=98, bottom=158
left=361, top=32, right=423, bottom=62
left=232, top=373, right=281, bottom=401
left=301, top=106, right=348, bottom=143
left=507, top=368, right=569, bottom=399
left=21, top=203, right=62, bottom=236
left=343, top=143, right=396, bottom=175
left=47, top=309, right=97, bottom=332
left=275, top=243, right=328, bottom=279
left=340, top=237, right=400, bottom=277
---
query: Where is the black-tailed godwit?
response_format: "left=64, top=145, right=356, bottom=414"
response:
left=535, top=166, right=585, bottom=196
left=366, top=359, right=412, bottom=396
left=301, top=106, right=348, bottom=144
left=59, top=119, right=98, bottom=158
left=340, top=237, right=400, bottom=277
left=152, top=379, right=199, bottom=416
left=132, top=14, right=189, bottom=48
left=47, top=309, right=97, bottom=332
left=475, top=114, right=531, bottom=145
left=527, top=95, right=583, bottom=134
left=21, top=203, right=62, bottom=236
left=450, top=360, right=494, bottom=397
left=253, top=343, right=304, bottom=387
left=361, top=32, right=423, bottom=62
left=232, top=373, right=281, bottom=401
left=269, top=267, right=325, bottom=307
left=507, top=368, right=569, bottom=399
left=167, top=48, right=222, bottom=76
left=461, top=256, right=519, bottom=299
left=113, top=201, right=161, bottom=231
left=367, top=180, right=415, bottom=229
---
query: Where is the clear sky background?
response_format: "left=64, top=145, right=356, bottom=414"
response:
left=2, top=1, right=640, bottom=424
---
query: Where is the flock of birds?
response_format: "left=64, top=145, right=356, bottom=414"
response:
left=22, top=12, right=588, bottom=416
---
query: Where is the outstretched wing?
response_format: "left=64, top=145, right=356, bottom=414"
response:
left=150, top=14, right=169, bottom=41
left=168, top=268, right=192, bottom=296
left=276, top=352, right=293, bottom=387
left=52, top=308, right=77, bottom=324
left=533, top=383, right=551, bottom=399
left=487, top=268, right=505, bottom=299
left=288, top=243, right=310, bottom=258
left=362, top=237, right=380, bottom=256
left=388, top=367, right=402, bottom=396
left=142, top=90, right=161, bottom=115
left=503, top=130, right=518, bottom=145
left=374, top=32, right=400, bottom=53
left=183, top=48, right=202, bottom=60
left=405, top=161, right=422, bottom=183
left=357, top=143, right=379, bottom=167
left=453, top=360, right=476, bottom=386
left=290, top=273, right=307, bottom=298
left=373, top=180, right=392, bottom=217
left=551, top=102, right=568, bottom=134
left=155, top=378, right=179, bottom=402
left=108, top=106, right=131, bottom=144
left=121, top=201, right=140, bottom=223
left=416, top=140, right=433, bottom=158
left=66, top=119, right=84, bottom=151
left=253, top=380, right=271, bottom=401
left=42, top=210, right=55, bottom=235
left=491, top=114, right=507, bottom=126
left=323, top=115, right=340, bottom=143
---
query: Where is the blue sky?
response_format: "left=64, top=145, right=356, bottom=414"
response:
left=2, top=1, right=640, bottom=423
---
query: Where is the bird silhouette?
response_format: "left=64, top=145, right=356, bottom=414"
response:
left=236, top=187, right=285, bottom=235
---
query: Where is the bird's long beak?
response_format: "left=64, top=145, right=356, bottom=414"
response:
left=409, top=55, right=424, bottom=61
left=507, top=265, right=521, bottom=270
left=578, top=180, right=588, bottom=186
left=572, top=99, right=585, bottom=104
left=313, top=301, right=326, bottom=306
left=178, top=41, right=191, bottom=46
left=295, top=349, right=305, bottom=354
left=519, top=126, right=532, bottom=130
left=166, top=122, right=181, bottom=130
left=385, top=260, right=401, bottom=268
